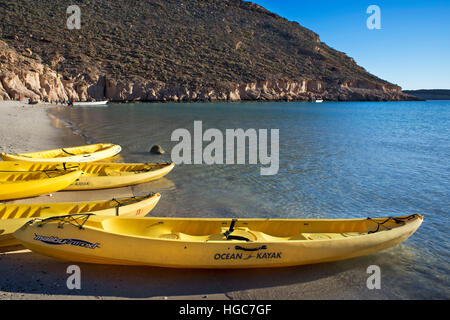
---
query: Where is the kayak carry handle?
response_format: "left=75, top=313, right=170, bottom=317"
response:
left=235, top=245, right=267, bottom=252
left=61, top=148, right=76, bottom=156
left=27, top=213, right=95, bottom=229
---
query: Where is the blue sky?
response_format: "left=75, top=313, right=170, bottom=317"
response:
left=252, top=0, right=450, bottom=90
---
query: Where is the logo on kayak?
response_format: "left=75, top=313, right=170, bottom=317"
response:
left=73, top=181, right=89, bottom=186
left=213, top=252, right=282, bottom=261
left=33, top=234, right=100, bottom=249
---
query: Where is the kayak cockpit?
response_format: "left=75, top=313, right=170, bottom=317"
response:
left=155, top=228, right=369, bottom=242
left=98, top=217, right=390, bottom=243
left=20, top=144, right=114, bottom=159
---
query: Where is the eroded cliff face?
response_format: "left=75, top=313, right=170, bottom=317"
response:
left=0, top=40, right=414, bottom=102
left=0, top=40, right=415, bottom=103
left=0, top=40, right=73, bottom=101
left=101, top=78, right=414, bottom=102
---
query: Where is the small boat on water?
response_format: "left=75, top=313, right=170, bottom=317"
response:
left=13, top=214, right=423, bottom=268
left=0, top=143, right=122, bottom=163
left=315, top=98, right=324, bottom=103
left=71, top=100, right=108, bottom=106
left=0, top=193, right=160, bottom=248
left=0, top=161, right=175, bottom=190
left=0, top=170, right=82, bottom=201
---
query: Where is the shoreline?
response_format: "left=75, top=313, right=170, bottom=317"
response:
left=46, top=109, right=94, bottom=145
left=0, top=101, right=85, bottom=155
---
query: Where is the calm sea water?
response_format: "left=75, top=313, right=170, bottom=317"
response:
left=51, top=100, right=449, bottom=299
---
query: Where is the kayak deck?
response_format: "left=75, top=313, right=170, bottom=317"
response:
left=0, top=170, right=82, bottom=201
left=0, top=161, right=175, bottom=190
left=1, top=143, right=122, bottom=162
left=0, top=194, right=159, bottom=220
left=5, top=143, right=115, bottom=159
left=99, top=215, right=413, bottom=242
left=0, top=171, right=66, bottom=182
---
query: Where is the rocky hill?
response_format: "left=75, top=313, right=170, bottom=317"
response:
left=403, top=90, right=450, bottom=100
left=0, top=0, right=416, bottom=102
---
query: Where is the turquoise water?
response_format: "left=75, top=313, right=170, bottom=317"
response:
left=51, top=100, right=449, bottom=299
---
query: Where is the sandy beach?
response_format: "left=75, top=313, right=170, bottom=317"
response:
left=0, top=101, right=418, bottom=300
left=0, top=101, right=81, bottom=154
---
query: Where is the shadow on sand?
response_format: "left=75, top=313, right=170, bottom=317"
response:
left=0, top=247, right=400, bottom=299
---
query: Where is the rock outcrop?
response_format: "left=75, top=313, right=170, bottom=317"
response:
left=0, top=40, right=75, bottom=101
left=96, top=77, right=413, bottom=102
left=150, top=145, right=165, bottom=155
left=403, top=90, right=450, bottom=100
left=0, top=42, right=416, bottom=102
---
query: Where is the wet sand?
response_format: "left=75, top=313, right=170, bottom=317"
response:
left=0, top=100, right=400, bottom=300
left=1, top=247, right=399, bottom=300
left=0, top=101, right=84, bottom=154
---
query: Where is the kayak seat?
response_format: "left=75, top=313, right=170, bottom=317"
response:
left=289, top=234, right=309, bottom=240
left=249, top=230, right=292, bottom=242
left=158, top=228, right=260, bottom=242
left=301, top=233, right=339, bottom=240
left=341, top=232, right=367, bottom=237
left=158, top=233, right=180, bottom=240
left=159, top=232, right=211, bottom=241
left=299, top=232, right=367, bottom=240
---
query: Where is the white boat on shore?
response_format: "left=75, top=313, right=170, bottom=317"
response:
left=72, top=100, right=108, bottom=106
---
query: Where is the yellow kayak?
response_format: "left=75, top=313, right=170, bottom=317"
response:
left=0, top=170, right=82, bottom=201
left=13, top=214, right=423, bottom=269
left=0, top=161, right=175, bottom=190
left=0, top=193, right=160, bottom=248
left=0, top=143, right=122, bottom=163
